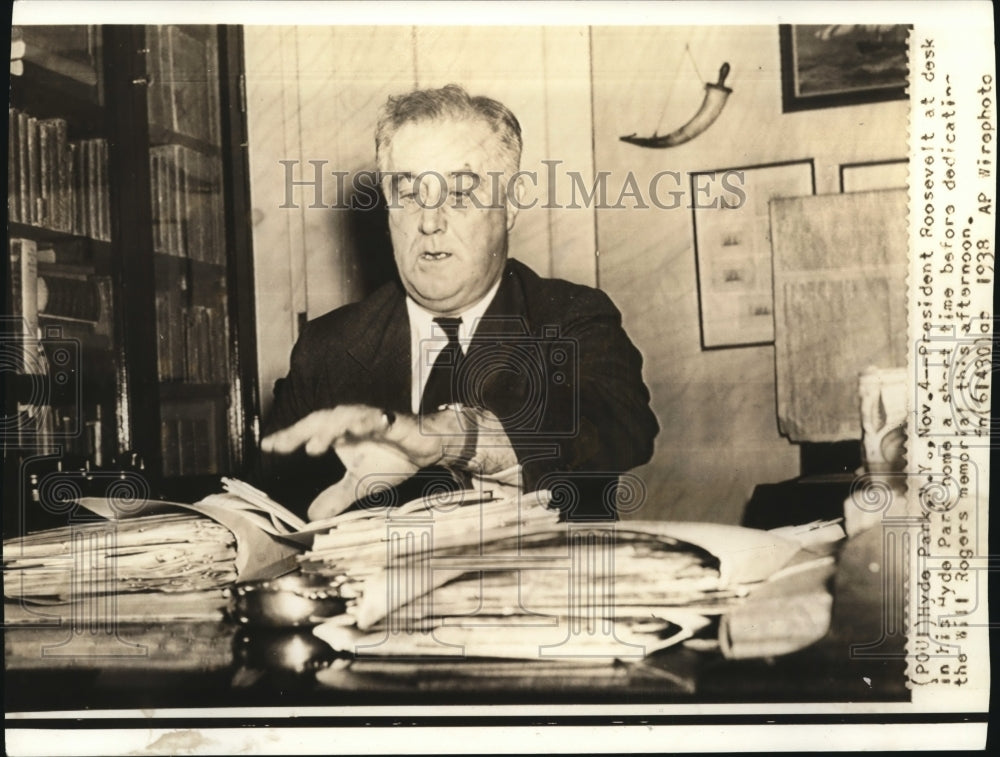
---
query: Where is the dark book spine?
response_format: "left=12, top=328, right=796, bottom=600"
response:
left=53, top=119, right=70, bottom=232
left=26, top=115, right=40, bottom=226
left=38, top=120, right=51, bottom=229
left=162, top=147, right=176, bottom=255
left=145, top=25, right=166, bottom=133
left=165, top=25, right=179, bottom=134
left=180, top=145, right=196, bottom=261
left=69, top=142, right=81, bottom=236
left=161, top=416, right=181, bottom=477
left=213, top=157, right=225, bottom=265
left=156, top=291, right=169, bottom=380
left=204, top=30, right=221, bottom=147
left=82, top=138, right=94, bottom=238
left=173, top=145, right=186, bottom=258
left=177, top=416, right=191, bottom=475
left=9, top=108, right=20, bottom=223
left=99, top=139, right=110, bottom=241
left=150, top=151, right=162, bottom=253
left=18, top=111, right=30, bottom=227
left=173, top=287, right=185, bottom=380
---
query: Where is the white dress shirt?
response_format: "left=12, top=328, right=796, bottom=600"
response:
left=405, top=278, right=502, bottom=414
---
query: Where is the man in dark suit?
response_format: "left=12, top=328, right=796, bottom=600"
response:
left=262, top=85, right=658, bottom=521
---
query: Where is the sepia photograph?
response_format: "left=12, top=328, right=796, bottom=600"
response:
left=3, top=2, right=993, bottom=754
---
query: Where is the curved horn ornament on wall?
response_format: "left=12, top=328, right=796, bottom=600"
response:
left=621, top=63, right=732, bottom=148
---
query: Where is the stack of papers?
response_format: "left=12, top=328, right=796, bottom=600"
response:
left=299, top=488, right=558, bottom=609
left=300, top=491, right=830, bottom=660
left=3, top=475, right=845, bottom=661
left=2, top=478, right=309, bottom=616
left=3, top=512, right=238, bottom=602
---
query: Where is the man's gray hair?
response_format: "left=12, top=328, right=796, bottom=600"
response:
left=375, top=84, right=522, bottom=175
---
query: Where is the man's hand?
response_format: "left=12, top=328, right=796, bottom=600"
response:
left=260, top=404, right=464, bottom=469
left=262, top=404, right=477, bottom=521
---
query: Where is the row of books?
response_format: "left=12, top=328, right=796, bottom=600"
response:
left=150, top=144, right=226, bottom=264
left=146, top=25, right=222, bottom=147
left=8, top=109, right=111, bottom=241
left=160, top=411, right=221, bottom=477
left=155, top=291, right=229, bottom=384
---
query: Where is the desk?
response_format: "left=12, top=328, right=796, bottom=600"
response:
left=5, top=526, right=907, bottom=712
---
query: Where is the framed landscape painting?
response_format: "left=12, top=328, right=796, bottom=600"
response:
left=780, top=24, right=909, bottom=112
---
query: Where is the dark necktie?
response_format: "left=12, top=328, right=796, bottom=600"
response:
left=419, top=316, right=464, bottom=415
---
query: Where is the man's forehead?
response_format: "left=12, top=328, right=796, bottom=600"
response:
left=386, top=117, right=502, bottom=174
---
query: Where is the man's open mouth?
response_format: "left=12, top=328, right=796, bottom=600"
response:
left=420, top=251, right=452, bottom=261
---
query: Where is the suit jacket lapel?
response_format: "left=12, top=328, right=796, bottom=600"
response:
left=471, top=261, right=530, bottom=343
left=467, top=261, right=531, bottom=385
left=345, top=285, right=412, bottom=412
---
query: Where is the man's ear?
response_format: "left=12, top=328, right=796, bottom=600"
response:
left=506, top=174, right=526, bottom=232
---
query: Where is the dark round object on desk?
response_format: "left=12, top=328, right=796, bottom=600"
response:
left=233, top=627, right=342, bottom=678
left=227, top=572, right=347, bottom=628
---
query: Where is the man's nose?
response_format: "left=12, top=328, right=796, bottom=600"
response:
left=419, top=202, right=446, bottom=234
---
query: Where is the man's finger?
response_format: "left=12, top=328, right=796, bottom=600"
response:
left=261, top=405, right=390, bottom=456
left=262, top=410, right=338, bottom=455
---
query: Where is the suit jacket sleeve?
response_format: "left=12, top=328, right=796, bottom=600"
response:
left=264, top=324, right=315, bottom=438
left=259, top=320, right=349, bottom=514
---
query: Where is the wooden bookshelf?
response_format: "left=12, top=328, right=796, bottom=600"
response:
left=4, top=24, right=259, bottom=534
left=9, top=62, right=103, bottom=134
left=7, top=222, right=112, bottom=264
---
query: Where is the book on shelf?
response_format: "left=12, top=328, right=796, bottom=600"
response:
left=8, top=109, right=19, bottom=223
left=8, top=239, right=40, bottom=352
left=17, top=111, right=29, bottom=224
left=84, top=138, right=96, bottom=239
left=69, top=142, right=81, bottom=234
left=51, top=119, right=71, bottom=230
left=150, top=151, right=164, bottom=253
left=34, top=118, right=71, bottom=233
left=146, top=25, right=221, bottom=147
left=145, top=25, right=166, bottom=138
left=26, top=112, right=40, bottom=226
left=38, top=119, right=50, bottom=227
